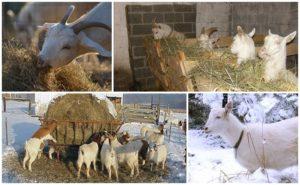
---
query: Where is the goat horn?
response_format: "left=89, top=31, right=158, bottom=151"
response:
left=60, top=5, right=75, bottom=25
left=71, top=21, right=111, bottom=34
left=205, top=27, right=218, bottom=36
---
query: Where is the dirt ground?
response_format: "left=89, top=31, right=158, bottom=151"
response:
left=3, top=151, right=169, bottom=183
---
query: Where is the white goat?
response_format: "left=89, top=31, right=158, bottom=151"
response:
left=148, top=144, right=168, bottom=171
left=152, top=21, right=185, bottom=40
left=140, top=125, right=161, bottom=137
left=258, top=30, right=297, bottom=84
left=111, top=136, right=146, bottom=177
left=23, top=134, right=56, bottom=171
left=100, top=137, right=119, bottom=181
left=77, top=141, right=99, bottom=178
left=37, top=3, right=111, bottom=68
left=231, top=26, right=256, bottom=65
left=204, top=101, right=298, bottom=173
left=198, top=27, right=218, bottom=50
left=145, top=130, right=164, bottom=145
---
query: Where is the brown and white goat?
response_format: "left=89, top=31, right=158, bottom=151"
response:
left=23, top=122, right=57, bottom=171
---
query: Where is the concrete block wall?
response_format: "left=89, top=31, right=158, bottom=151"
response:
left=196, top=2, right=298, bottom=43
left=126, top=3, right=196, bottom=90
left=196, top=3, right=232, bottom=38
left=231, top=2, right=298, bottom=42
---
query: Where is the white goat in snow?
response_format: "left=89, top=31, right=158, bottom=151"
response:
left=23, top=134, right=57, bottom=171
left=148, top=144, right=168, bottom=171
left=231, top=26, right=256, bottom=65
left=37, top=3, right=111, bottom=68
left=140, top=124, right=162, bottom=137
left=258, top=30, right=297, bottom=84
left=111, top=135, right=148, bottom=177
left=100, top=137, right=119, bottom=181
left=204, top=101, right=298, bottom=173
left=77, top=141, right=99, bottom=178
left=152, top=20, right=185, bottom=40
left=198, top=27, right=218, bottom=50
left=145, top=130, right=164, bottom=145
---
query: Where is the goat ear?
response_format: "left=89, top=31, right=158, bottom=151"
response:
left=248, top=28, right=255, bottom=38
left=237, top=26, right=244, bottom=36
left=268, top=29, right=272, bottom=35
left=284, top=31, right=297, bottom=44
left=224, top=101, right=233, bottom=116
left=78, top=32, right=111, bottom=57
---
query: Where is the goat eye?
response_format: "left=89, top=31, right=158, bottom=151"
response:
left=216, top=116, right=221, bottom=119
left=62, top=45, right=71, bottom=50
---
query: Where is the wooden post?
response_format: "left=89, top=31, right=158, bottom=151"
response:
left=3, top=97, right=6, bottom=112
left=28, top=101, right=32, bottom=115
left=169, top=122, right=172, bottom=142
left=5, top=118, right=8, bottom=145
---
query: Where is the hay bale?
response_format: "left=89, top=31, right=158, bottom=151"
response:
left=2, top=39, right=102, bottom=91
left=45, top=94, right=116, bottom=145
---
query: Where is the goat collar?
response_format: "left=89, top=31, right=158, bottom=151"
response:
left=233, top=130, right=244, bottom=157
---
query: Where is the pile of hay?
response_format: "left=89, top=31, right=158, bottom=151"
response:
left=145, top=37, right=297, bottom=91
left=2, top=39, right=102, bottom=91
left=45, top=94, right=116, bottom=145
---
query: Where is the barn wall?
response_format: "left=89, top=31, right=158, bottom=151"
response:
left=196, top=3, right=231, bottom=38
left=231, top=2, right=298, bottom=42
left=196, top=2, right=298, bottom=43
left=126, top=3, right=196, bottom=90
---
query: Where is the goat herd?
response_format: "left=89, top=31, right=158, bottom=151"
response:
left=22, top=123, right=168, bottom=182
left=152, top=21, right=298, bottom=85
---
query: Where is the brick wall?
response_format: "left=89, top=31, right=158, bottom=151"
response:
left=126, top=3, right=196, bottom=90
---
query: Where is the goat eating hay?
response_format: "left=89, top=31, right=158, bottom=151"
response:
left=2, top=39, right=102, bottom=91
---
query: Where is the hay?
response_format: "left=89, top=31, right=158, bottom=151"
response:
left=45, top=94, right=116, bottom=145
left=146, top=37, right=297, bottom=91
left=2, top=39, right=102, bottom=91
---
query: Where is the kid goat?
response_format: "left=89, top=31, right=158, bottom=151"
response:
left=152, top=19, right=185, bottom=40
left=204, top=101, right=298, bottom=173
left=230, top=26, right=256, bottom=65
left=258, top=30, right=297, bottom=84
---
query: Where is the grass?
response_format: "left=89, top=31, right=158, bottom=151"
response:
left=145, top=37, right=297, bottom=91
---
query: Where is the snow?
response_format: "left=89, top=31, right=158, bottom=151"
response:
left=119, top=112, right=186, bottom=183
left=2, top=100, right=40, bottom=154
left=188, top=129, right=298, bottom=183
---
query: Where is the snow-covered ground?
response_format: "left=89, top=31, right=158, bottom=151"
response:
left=188, top=129, right=298, bottom=183
left=119, top=112, right=186, bottom=183
left=2, top=101, right=40, bottom=154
